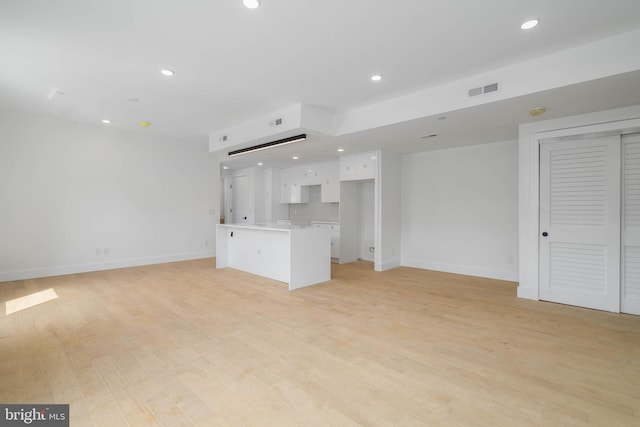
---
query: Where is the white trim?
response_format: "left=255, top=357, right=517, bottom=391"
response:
left=374, top=150, right=382, bottom=272
left=0, top=251, right=216, bottom=283
left=518, top=104, right=640, bottom=301
left=402, top=259, right=518, bottom=282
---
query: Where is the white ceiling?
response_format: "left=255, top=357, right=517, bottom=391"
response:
left=2, top=0, right=640, bottom=169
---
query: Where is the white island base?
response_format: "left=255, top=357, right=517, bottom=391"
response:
left=216, top=224, right=331, bottom=290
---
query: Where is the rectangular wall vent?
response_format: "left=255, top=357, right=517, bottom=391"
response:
left=468, top=87, right=483, bottom=97
left=483, top=82, right=499, bottom=94
left=468, top=82, right=499, bottom=97
left=220, top=135, right=228, bottom=142
left=269, top=118, right=283, bottom=127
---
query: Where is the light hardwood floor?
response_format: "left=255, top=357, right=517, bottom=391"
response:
left=1, top=259, right=639, bottom=426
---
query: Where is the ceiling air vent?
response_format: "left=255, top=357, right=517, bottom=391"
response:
left=483, top=82, right=499, bottom=94
left=468, top=87, right=483, bottom=97
left=220, top=135, right=228, bottom=142
left=269, top=117, right=283, bottom=127
left=468, top=82, right=499, bottom=97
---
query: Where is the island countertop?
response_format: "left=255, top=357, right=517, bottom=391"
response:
left=217, top=223, right=310, bottom=232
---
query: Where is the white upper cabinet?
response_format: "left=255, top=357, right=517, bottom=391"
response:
left=280, top=168, right=291, bottom=203
left=289, top=167, right=309, bottom=203
left=339, top=155, right=358, bottom=181
left=304, top=164, right=323, bottom=186
left=279, top=161, right=339, bottom=204
left=289, top=181, right=309, bottom=203
left=280, top=167, right=309, bottom=203
left=339, top=151, right=377, bottom=181
left=319, top=162, right=339, bottom=203
left=357, top=152, right=377, bottom=180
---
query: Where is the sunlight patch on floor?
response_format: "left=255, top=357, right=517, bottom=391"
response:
left=5, top=288, right=59, bottom=315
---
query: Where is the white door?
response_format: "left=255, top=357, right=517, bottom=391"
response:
left=539, top=135, right=620, bottom=312
left=230, top=175, right=250, bottom=224
left=622, top=133, right=640, bottom=315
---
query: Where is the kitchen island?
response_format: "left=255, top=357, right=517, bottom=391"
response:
left=215, top=224, right=331, bottom=290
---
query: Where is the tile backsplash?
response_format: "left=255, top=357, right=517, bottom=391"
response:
left=289, top=185, right=339, bottom=224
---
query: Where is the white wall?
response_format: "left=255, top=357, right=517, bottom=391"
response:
left=358, top=181, right=375, bottom=261
left=262, top=168, right=289, bottom=223
left=339, top=181, right=359, bottom=263
left=222, top=167, right=257, bottom=224
left=254, top=168, right=265, bottom=224
left=401, top=140, right=518, bottom=281
left=376, top=151, right=402, bottom=271
left=289, top=185, right=339, bottom=224
left=0, top=110, right=219, bottom=282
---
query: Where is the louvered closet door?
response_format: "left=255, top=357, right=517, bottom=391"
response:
left=622, top=133, right=640, bottom=315
left=539, top=135, right=620, bottom=312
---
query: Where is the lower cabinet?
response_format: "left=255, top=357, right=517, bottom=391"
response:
left=313, top=222, right=340, bottom=261
left=330, top=227, right=340, bottom=260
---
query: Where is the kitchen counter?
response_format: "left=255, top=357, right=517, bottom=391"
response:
left=216, top=223, right=331, bottom=290
left=222, top=223, right=309, bottom=231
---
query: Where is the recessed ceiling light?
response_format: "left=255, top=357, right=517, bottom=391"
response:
left=292, top=156, right=299, bottom=160
left=337, top=148, right=345, bottom=152
left=160, top=69, right=174, bottom=77
left=521, top=19, right=539, bottom=30
left=243, top=0, right=260, bottom=9
left=47, top=89, right=64, bottom=100
left=139, top=121, right=152, bottom=127
left=101, top=119, right=111, bottom=124
left=257, top=162, right=263, bottom=166
left=222, top=166, right=228, bottom=170
left=371, top=74, right=383, bottom=82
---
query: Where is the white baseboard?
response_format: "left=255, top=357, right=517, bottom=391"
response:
left=401, top=259, right=519, bottom=282
left=0, top=251, right=216, bottom=283
left=376, top=259, right=402, bottom=272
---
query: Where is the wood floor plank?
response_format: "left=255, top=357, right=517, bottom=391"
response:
left=1, top=259, right=639, bottom=426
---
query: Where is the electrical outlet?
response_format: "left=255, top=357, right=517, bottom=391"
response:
left=369, top=246, right=375, bottom=253
left=104, top=248, right=110, bottom=255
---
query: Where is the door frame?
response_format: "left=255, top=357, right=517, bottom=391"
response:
left=518, top=105, right=640, bottom=302
left=223, top=170, right=255, bottom=225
